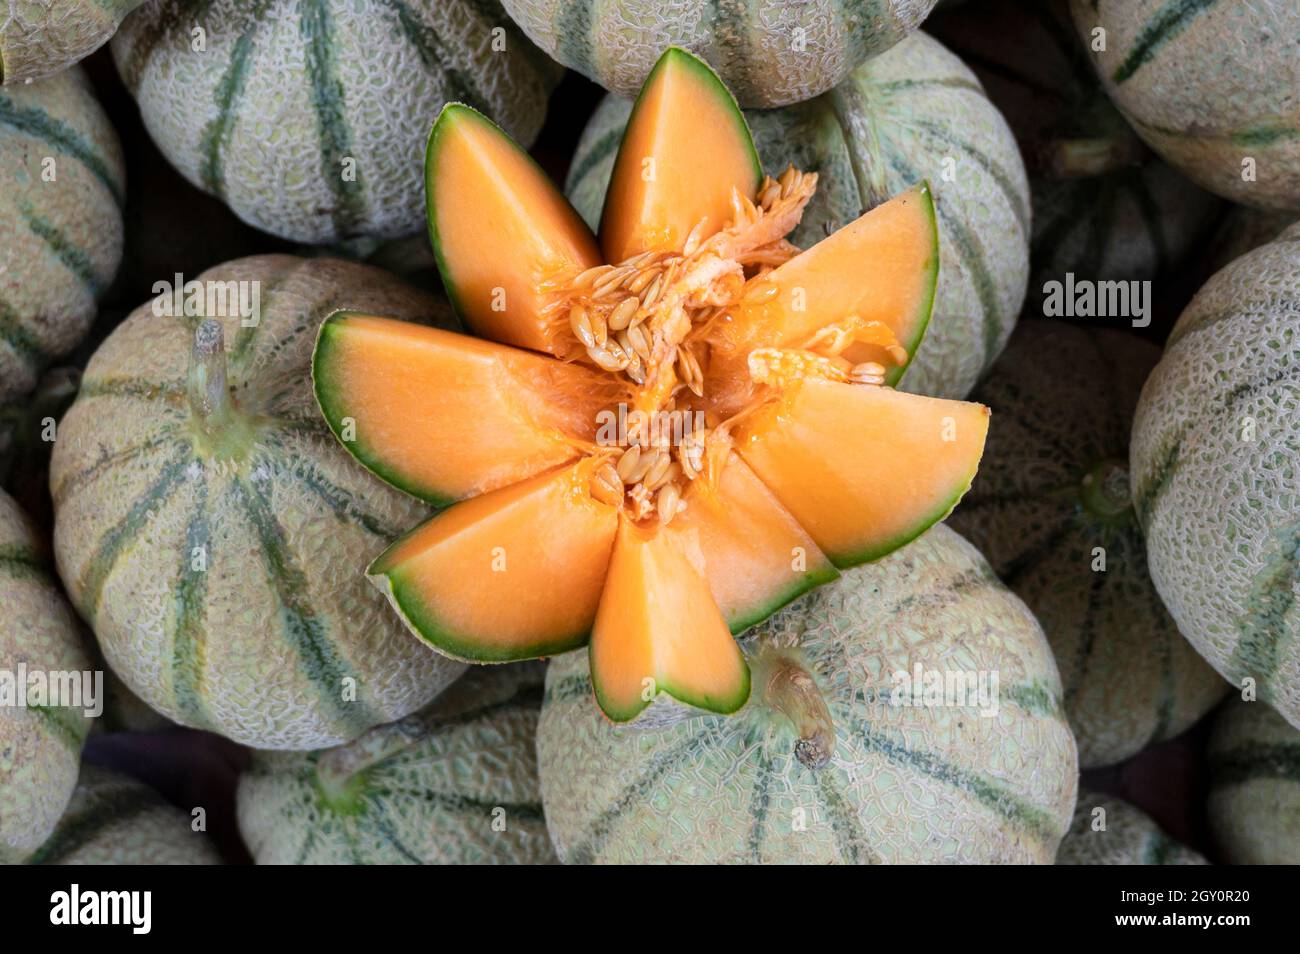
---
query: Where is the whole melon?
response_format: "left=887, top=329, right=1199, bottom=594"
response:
left=1131, top=224, right=1300, bottom=727
left=25, top=765, right=221, bottom=864
left=50, top=255, right=466, bottom=750
left=111, top=0, right=560, bottom=243
left=0, top=66, right=125, bottom=401
left=0, top=489, right=94, bottom=863
left=1069, top=1, right=1300, bottom=212
left=948, top=323, right=1226, bottom=768
left=538, top=525, right=1078, bottom=864
left=500, top=0, right=938, bottom=108
left=0, top=0, right=146, bottom=84
left=566, top=32, right=1029, bottom=399
left=238, top=663, right=557, bottom=864
left=1056, top=791, right=1207, bottom=865
left=1208, top=698, right=1300, bottom=864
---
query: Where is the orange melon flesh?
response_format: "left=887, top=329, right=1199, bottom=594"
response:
left=590, top=518, right=751, bottom=722
left=598, top=47, right=762, bottom=263
left=706, top=182, right=939, bottom=417
left=427, top=104, right=601, bottom=354
left=369, top=461, right=619, bottom=662
left=734, top=379, right=989, bottom=567
left=313, top=312, right=618, bottom=506
left=675, top=453, right=838, bottom=633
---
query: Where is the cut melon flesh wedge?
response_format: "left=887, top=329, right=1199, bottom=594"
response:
left=369, top=461, right=619, bottom=662
left=675, top=453, right=838, bottom=633
left=599, top=47, right=762, bottom=262
left=590, top=518, right=751, bottom=722
left=427, top=104, right=601, bottom=354
left=314, top=312, right=619, bottom=505
left=734, top=379, right=989, bottom=567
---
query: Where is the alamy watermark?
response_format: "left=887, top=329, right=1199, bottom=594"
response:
left=0, top=664, right=103, bottom=718
left=1041, top=273, right=1151, bottom=328
left=890, top=663, right=1000, bottom=717
left=152, top=273, right=261, bottom=327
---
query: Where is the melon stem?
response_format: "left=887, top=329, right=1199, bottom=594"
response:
left=761, top=655, right=835, bottom=770
left=1041, top=133, right=1147, bottom=179
left=1079, top=458, right=1133, bottom=522
left=315, top=718, right=424, bottom=811
left=187, top=319, right=236, bottom=432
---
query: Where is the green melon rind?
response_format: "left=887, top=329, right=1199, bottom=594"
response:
left=884, top=179, right=939, bottom=389
left=591, top=649, right=752, bottom=725
left=726, top=563, right=842, bottom=636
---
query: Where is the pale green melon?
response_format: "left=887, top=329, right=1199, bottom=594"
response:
left=24, top=765, right=221, bottom=864
left=1069, top=1, right=1300, bottom=212
left=111, top=0, right=560, bottom=243
left=539, top=525, right=1078, bottom=864
left=238, top=664, right=556, bottom=864
left=50, top=255, right=466, bottom=750
left=0, top=489, right=94, bottom=863
left=1208, top=698, right=1300, bottom=864
left=949, top=323, right=1226, bottom=768
left=1131, top=224, right=1300, bottom=728
left=0, top=66, right=125, bottom=401
left=0, top=0, right=146, bottom=84
left=1057, top=791, right=1206, bottom=865
left=566, top=32, right=1029, bottom=400
left=501, top=0, right=938, bottom=108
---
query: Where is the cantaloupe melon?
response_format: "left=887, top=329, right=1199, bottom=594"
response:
left=1056, top=791, right=1206, bottom=865
left=111, top=0, right=561, bottom=243
left=538, top=525, right=1078, bottom=864
left=50, top=256, right=466, bottom=750
left=500, top=0, right=938, bottom=108
left=0, top=1, right=146, bottom=84
left=237, top=664, right=557, bottom=864
left=567, top=33, right=1029, bottom=400
left=317, top=49, right=991, bottom=724
left=1131, top=223, right=1300, bottom=728
left=1070, top=1, right=1300, bottom=212
left=0, top=489, right=94, bottom=863
left=1208, top=698, right=1300, bottom=865
left=949, top=323, right=1226, bottom=768
left=0, top=66, right=124, bottom=401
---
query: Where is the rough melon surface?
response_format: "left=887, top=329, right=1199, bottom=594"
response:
left=1056, top=791, right=1206, bottom=865
left=1131, top=224, right=1300, bottom=728
left=949, top=323, right=1225, bottom=768
left=0, top=0, right=146, bottom=84
left=566, top=32, right=1029, bottom=399
left=1208, top=698, right=1300, bottom=865
left=0, top=65, right=125, bottom=400
left=238, top=664, right=557, bottom=864
left=111, top=0, right=560, bottom=243
left=538, top=524, right=1078, bottom=864
left=1070, top=0, right=1300, bottom=212
left=50, top=256, right=466, bottom=750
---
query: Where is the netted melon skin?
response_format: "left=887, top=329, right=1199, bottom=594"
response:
left=0, top=1, right=145, bottom=83
left=539, top=525, right=1077, bottom=864
left=1208, top=698, right=1300, bottom=865
left=1131, top=224, right=1300, bottom=728
left=1057, top=792, right=1206, bottom=865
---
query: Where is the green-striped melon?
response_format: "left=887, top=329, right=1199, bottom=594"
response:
left=1131, top=223, right=1300, bottom=728
left=0, top=489, right=94, bottom=863
left=948, top=323, right=1226, bottom=768
left=1069, top=1, right=1300, bottom=212
left=238, top=663, right=557, bottom=864
left=538, top=524, right=1078, bottom=864
left=0, top=0, right=147, bottom=84
left=929, top=0, right=1220, bottom=292
left=49, top=255, right=466, bottom=750
left=500, top=0, right=938, bottom=108
left=111, top=0, right=561, bottom=244
left=566, top=31, right=1029, bottom=400
left=24, top=765, right=221, bottom=864
left=1208, top=698, right=1300, bottom=864
left=0, top=65, right=125, bottom=401
left=1056, top=791, right=1207, bottom=865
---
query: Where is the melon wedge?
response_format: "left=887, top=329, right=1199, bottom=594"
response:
left=734, top=379, right=989, bottom=567
left=590, top=518, right=751, bottom=722
left=313, top=312, right=617, bottom=506
left=369, top=460, right=619, bottom=662
left=598, top=47, right=762, bottom=262
left=426, top=104, right=601, bottom=354
left=676, top=453, right=838, bottom=633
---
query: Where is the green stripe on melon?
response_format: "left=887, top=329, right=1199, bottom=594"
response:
left=538, top=524, right=1077, bottom=864
left=0, top=0, right=146, bottom=84
left=1056, top=791, right=1207, bottom=864
left=1208, top=698, right=1300, bottom=864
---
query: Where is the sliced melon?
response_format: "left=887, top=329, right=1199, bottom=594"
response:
left=369, top=460, right=619, bottom=662
left=590, top=517, right=751, bottom=722
left=734, top=379, right=989, bottom=567
left=426, top=104, right=602, bottom=353
left=314, top=312, right=618, bottom=505
left=675, top=453, right=838, bottom=633
left=598, top=47, right=762, bottom=263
